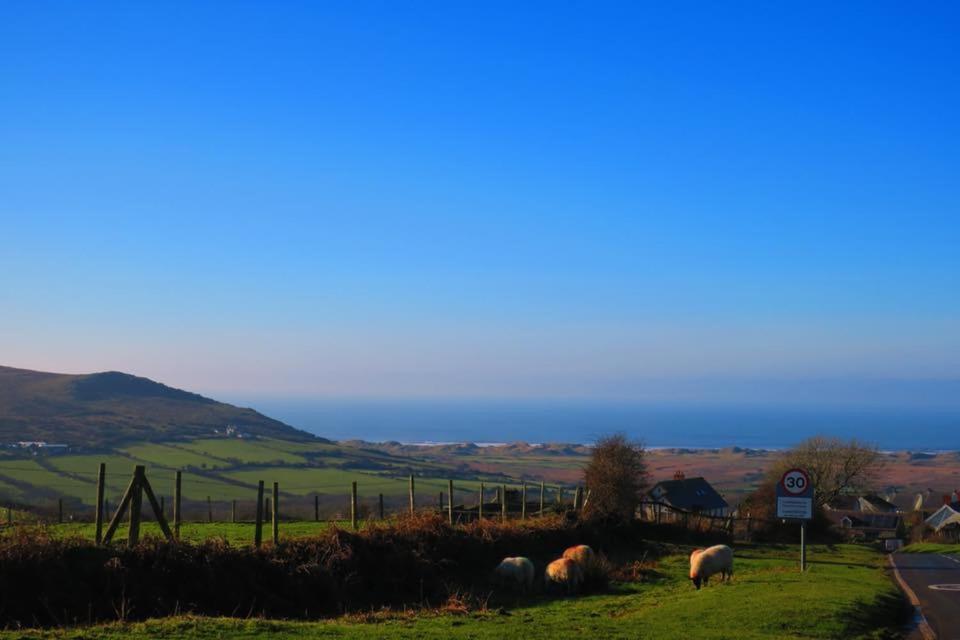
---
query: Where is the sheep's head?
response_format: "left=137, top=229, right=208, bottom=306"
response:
left=691, top=574, right=702, bottom=589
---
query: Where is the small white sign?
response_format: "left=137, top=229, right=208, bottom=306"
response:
left=777, top=496, right=813, bottom=520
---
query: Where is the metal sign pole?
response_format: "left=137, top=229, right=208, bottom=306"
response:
left=800, top=520, right=806, bottom=572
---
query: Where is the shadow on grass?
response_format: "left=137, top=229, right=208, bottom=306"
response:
left=838, top=590, right=912, bottom=640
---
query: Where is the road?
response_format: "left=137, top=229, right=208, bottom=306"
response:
left=892, top=551, right=960, bottom=640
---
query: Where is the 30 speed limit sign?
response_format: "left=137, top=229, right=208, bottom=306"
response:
left=776, top=468, right=813, bottom=519
left=780, top=469, right=810, bottom=496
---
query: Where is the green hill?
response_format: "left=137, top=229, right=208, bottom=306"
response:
left=0, top=365, right=316, bottom=447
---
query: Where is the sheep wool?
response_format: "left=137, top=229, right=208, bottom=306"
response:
left=493, top=557, right=535, bottom=590
left=689, top=544, right=733, bottom=589
left=545, top=558, right=583, bottom=595
left=562, top=544, right=595, bottom=568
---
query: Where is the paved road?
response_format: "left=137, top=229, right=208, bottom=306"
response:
left=892, top=552, right=960, bottom=639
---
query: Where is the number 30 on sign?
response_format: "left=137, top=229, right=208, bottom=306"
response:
left=781, top=469, right=809, bottom=495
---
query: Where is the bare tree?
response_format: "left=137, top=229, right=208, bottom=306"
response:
left=583, top=434, right=648, bottom=521
left=770, top=436, right=882, bottom=509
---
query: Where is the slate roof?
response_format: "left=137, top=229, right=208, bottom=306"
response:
left=926, top=504, right=960, bottom=532
left=825, top=494, right=899, bottom=513
left=648, top=476, right=728, bottom=512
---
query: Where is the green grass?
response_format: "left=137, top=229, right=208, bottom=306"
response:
left=901, top=542, right=960, bottom=554
left=35, top=520, right=351, bottom=545
left=177, top=439, right=309, bottom=465
left=0, top=544, right=906, bottom=639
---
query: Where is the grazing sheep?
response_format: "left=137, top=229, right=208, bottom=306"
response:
left=493, top=557, right=535, bottom=591
left=562, top=544, right=596, bottom=569
left=689, top=544, right=733, bottom=589
left=545, top=558, right=583, bottom=595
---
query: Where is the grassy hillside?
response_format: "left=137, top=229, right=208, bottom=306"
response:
left=0, top=365, right=314, bottom=446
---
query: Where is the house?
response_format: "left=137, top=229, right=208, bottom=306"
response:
left=828, top=512, right=902, bottom=540
left=825, top=494, right=900, bottom=514
left=924, top=493, right=960, bottom=541
left=646, top=473, right=729, bottom=517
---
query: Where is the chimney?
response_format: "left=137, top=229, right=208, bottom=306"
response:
left=673, top=470, right=685, bottom=481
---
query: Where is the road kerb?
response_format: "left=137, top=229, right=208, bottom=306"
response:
left=888, top=554, right=936, bottom=640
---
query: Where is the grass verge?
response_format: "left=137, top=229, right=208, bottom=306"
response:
left=0, top=543, right=906, bottom=640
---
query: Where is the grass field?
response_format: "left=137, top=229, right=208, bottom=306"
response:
left=901, top=542, right=960, bottom=554
left=0, top=544, right=906, bottom=639
left=33, top=520, right=348, bottom=544
left=0, top=437, right=529, bottom=516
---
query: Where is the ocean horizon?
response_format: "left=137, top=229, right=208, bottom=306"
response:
left=237, top=399, right=960, bottom=451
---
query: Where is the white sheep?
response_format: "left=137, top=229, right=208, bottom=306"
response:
left=493, top=556, right=535, bottom=591
left=545, top=557, right=583, bottom=595
left=689, top=544, right=733, bottom=589
left=562, top=544, right=595, bottom=569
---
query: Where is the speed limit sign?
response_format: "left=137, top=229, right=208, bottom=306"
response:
left=780, top=469, right=811, bottom=496
left=776, top=468, right=813, bottom=519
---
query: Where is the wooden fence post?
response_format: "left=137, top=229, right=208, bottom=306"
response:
left=254, top=480, right=264, bottom=548
left=557, top=486, right=563, bottom=508
left=272, top=482, right=279, bottom=545
left=207, top=495, right=213, bottom=523
left=265, top=497, right=271, bottom=522
left=160, top=495, right=165, bottom=517
left=408, top=475, right=415, bottom=515
left=232, top=499, right=237, bottom=523
left=447, top=479, right=454, bottom=525
left=539, top=481, right=545, bottom=516
left=478, top=482, right=484, bottom=521
left=314, top=495, right=319, bottom=522
left=351, top=481, right=358, bottom=530
left=58, top=497, right=63, bottom=524
left=573, top=486, right=583, bottom=512
left=6, top=506, right=10, bottom=525
left=139, top=470, right=173, bottom=540
left=378, top=493, right=384, bottom=520
left=174, top=471, right=182, bottom=540
left=521, top=483, right=527, bottom=520
left=95, top=463, right=106, bottom=544
left=128, top=465, right=145, bottom=546
left=501, top=484, right=507, bottom=523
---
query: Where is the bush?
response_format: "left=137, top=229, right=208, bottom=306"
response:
left=0, top=514, right=676, bottom=627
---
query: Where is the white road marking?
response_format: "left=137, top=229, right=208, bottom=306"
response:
left=928, top=584, right=960, bottom=591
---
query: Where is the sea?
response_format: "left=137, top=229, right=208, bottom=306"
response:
left=240, top=399, right=960, bottom=451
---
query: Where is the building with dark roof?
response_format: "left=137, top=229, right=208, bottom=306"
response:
left=825, top=494, right=900, bottom=514
left=646, top=473, right=729, bottom=517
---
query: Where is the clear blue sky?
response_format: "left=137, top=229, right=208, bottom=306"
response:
left=1, top=2, right=958, bottom=406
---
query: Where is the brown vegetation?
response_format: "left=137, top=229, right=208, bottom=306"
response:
left=0, top=513, right=721, bottom=628
left=583, top=434, right=649, bottom=521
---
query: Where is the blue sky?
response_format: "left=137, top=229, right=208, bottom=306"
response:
left=1, top=2, right=958, bottom=405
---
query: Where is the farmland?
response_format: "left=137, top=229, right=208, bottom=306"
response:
left=0, top=543, right=907, bottom=639
left=0, top=436, right=519, bottom=520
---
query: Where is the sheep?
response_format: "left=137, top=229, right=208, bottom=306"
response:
left=689, top=544, right=733, bottom=589
left=562, top=544, right=596, bottom=569
left=689, top=547, right=705, bottom=564
left=545, top=557, right=583, bottom=595
left=493, top=557, right=535, bottom=591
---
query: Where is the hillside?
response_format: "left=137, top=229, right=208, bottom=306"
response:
left=0, top=366, right=315, bottom=447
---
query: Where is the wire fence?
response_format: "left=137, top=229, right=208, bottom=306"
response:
left=0, top=463, right=769, bottom=543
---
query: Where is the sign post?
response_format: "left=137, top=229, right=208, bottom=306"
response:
left=776, top=468, right=813, bottom=572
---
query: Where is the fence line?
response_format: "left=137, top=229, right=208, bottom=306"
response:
left=1, top=462, right=775, bottom=543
